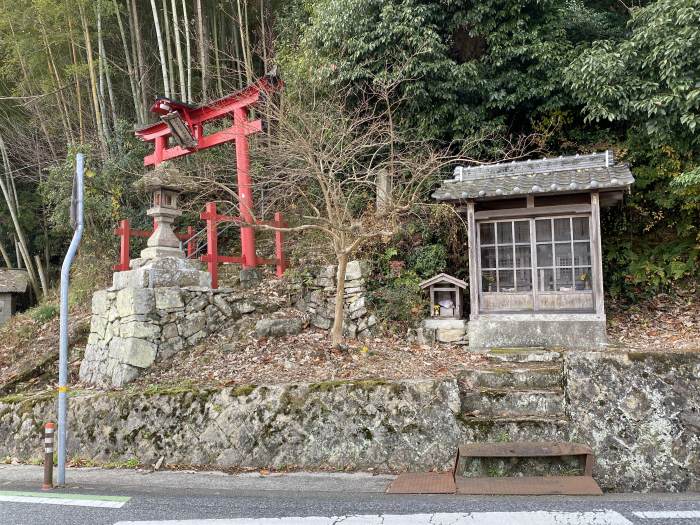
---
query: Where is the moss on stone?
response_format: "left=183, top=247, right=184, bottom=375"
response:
left=232, top=384, right=256, bottom=397
left=308, top=379, right=389, bottom=393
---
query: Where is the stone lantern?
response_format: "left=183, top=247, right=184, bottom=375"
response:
left=138, top=163, right=186, bottom=260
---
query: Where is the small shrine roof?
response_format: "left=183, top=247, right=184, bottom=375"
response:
left=419, top=273, right=467, bottom=289
left=432, top=151, right=634, bottom=201
left=0, top=269, right=29, bottom=293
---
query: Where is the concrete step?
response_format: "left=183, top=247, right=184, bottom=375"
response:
left=454, top=442, right=593, bottom=479
left=459, top=364, right=562, bottom=390
left=486, top=347, right=562, bottom=364
left=459, top=415, right=570, bottom=444
left=461, top=388, right=565, bottom=418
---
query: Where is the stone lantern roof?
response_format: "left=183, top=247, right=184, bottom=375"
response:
left=135, top=162, right=194, bottom=193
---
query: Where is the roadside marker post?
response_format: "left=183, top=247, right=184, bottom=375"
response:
left=42, top=422, right=54, bottom=490
left=57, top=153, right=85, bottom=486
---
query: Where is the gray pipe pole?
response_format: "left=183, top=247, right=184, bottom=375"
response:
left=57, top=153, right=84, bottom=486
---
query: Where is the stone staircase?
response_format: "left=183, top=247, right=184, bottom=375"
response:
left=458, top=348, right=569, bottom=445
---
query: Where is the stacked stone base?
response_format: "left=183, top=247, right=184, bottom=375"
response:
left=79, top=286, right=263, bottom=387
left=295, top=260, right=377, bottom=339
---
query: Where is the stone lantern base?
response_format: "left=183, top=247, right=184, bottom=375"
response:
left=78, top=255, right=270, bottom=388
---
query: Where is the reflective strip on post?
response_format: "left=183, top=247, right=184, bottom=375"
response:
left=42, top=422, right=55, bottom=490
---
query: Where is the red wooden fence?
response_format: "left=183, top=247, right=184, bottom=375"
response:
left=113, top=203, right=287, bottom=288
left=112, top=219, right=194, bottom=271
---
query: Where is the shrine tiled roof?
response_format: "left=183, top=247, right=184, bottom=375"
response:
left=432, top=151, right=635, bottom=201
left=0, top=269, right=28, bottom=294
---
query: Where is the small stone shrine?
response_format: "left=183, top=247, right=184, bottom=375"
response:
left=80, top=164, right=262, bottom=387
left=0, top=269, right=28, bottom=326
left=432, top=151, right=634, bottom=349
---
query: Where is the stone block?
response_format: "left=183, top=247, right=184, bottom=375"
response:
left=186, top=294, right=210, bottom=313
left=162, top=322, right=178, bottom=340
left=349, top=307, right=367, bottom=320
left=255, top=318, right=304, bottom=338
left=312, top=315, right=332, bottom=330
left=348, top=297, right=366, bottom=313
left=116, top=288, right=155, bottom=317
left=213, top=295, right=232, bottom=317
left=319, top=265, right=336, bottom=279
left=345, top=278, right=365, bottom=288
left=178, top=311, right=206, bottom=338
left=90, top=315, right=108, bottom=338
left=235, top=301, right=256, bottom=315
left=436, top=328, right=466, bottom=343
left=91, top=290, right=113, bottom=316
left=119, top=338, right=157, bottom=368
left=155, top=288, right=184, bottom=310
left=344, top=260, right=369, bottom=281
left=111, top=363, right=141, bottom=387
left=120, top=321, right=160, bottom=339
left=112, top=269, right=149, bottom=290
left=159, top=337, right=185, bottom=360
left=186, top=330, right=207, bottom=346
left=468, top=315, right=607, bottom=350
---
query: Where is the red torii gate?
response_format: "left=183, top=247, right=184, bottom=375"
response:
left=132, top=75, right=286, bottom=287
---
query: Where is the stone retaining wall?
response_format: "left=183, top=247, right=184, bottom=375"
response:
left=79, top=287, right=273, bottom=388
left=3, top=350, right=699, bottom=492
left=294, top=260, right=377, bottom=339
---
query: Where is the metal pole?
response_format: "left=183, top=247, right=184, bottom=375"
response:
left=57, top=153, right=84, bottom=486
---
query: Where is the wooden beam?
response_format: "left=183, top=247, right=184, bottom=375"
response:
left=466, top=200, right=479, bottom=319
left=474, top=203, right=591, bottom=221
left=590, top=192, right=605, bottom=316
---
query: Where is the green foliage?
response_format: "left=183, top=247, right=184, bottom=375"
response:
left=283, top=0, right=609, bottom=140
left=409, top=244, right=448, bottom=278
left=566, top=0, right=700, bottom=149
left=28, top=303, right=59, bottom=324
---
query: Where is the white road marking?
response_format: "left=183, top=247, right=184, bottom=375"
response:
left=114, top=510, right=634, bottom=524
left=0, top=490, right=129, bottom=509
left=634, top=510, right=700, bottom=519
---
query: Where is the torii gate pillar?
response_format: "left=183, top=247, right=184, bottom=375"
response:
left=135, top=75, right=282, bottom=270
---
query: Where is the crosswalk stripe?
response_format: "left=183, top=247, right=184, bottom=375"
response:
left=634, top=510, right=700, bottom=519
left=114, top=510, right=634, bottom=525
left=0, top=490, right=129, bottom=509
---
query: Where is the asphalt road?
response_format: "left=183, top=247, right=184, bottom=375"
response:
left=1, top=465, right=699, bottom=525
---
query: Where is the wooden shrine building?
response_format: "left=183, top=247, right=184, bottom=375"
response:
left=432, top=151, right=634, bottom=349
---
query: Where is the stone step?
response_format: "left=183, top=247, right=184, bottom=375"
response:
left=486, top=347, right=562, bottom=364
left=454, top=441, right=594, bottom=480
left=459, top=415, right=570, bottom=443
left=459, top=364, right=562, bottom=390
left=461, top=388, right=565, bottom=418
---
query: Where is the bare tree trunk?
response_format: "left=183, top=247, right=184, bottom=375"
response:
left=112, top=0, right=142, bottom=123
left=236, top=0, right=253, bottom=84
left=260, top=0, right=267, bottom=71
left=39, top=20, right=73, bottom=146
left=68, top=18, right=85, bottom=142
left=331, top=251, right=348, bottom=346
left=150, top=0, right=171, bottom=98
left=0, top=136, right=41, bottom=297
left=7, top=19, right=58, bottom=161
left=96, top=3, right=112, bottom=143
left=162, top=0, right=175, bottom=96
left=181, top=0, right=192, bottom=103
left=212, top=7, right=223, bottom=98
left=0, top=240, right=11, bottom=268
left=98, top=3, right=118, bottom=130
left=79, top=2, right=107, bottom=155
left=196, top=0, right=208, bottom=101
left=131, top=0, right=149, bottom=116
left=34, top=255, right=49, bottom=297
left=170, top=0, right=186, bottom=100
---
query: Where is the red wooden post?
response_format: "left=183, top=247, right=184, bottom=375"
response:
left=113, top=219, right=131, bottom=271
left=274, top=212, right=287, bottom=277
left=233, top=106, right=257, bottom=269
left=186, top=225, right=195, bottom=258
left=201, top=202, right=219, bottom=289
